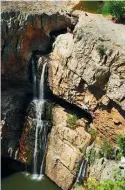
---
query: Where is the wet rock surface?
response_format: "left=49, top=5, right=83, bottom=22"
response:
left=1, top=86, right=32, bottom=158
left=18, top=100, right=53, bottom=166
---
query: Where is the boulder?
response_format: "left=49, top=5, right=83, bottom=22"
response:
left=48, top=13, right=125, bottom=111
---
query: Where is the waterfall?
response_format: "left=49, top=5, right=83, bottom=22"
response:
left=39, top=125, right=48, bottom=175
left=14, top=148, right=19, bottom=160
left=73, top=159, right=87, bottom=188
left=32, top=61, right=48, bottom=180
left=39, top=63, right=47, bottom=100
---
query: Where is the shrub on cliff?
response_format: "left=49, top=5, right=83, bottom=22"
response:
left=98, top=139, right=114, bottom=159
left=116, top=134, right=125, bottom=157
left=67, top=114, right=78, bottom=126
left=85, top=169, right=125, bottom=190
left=102, top=1, right=125, bottom=22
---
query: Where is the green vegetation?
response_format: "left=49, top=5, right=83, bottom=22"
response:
left=98, top=139, right=114, bottom=159
left=87, top=149, right=96, bottom=166
left=116, top=134, right=125, bottom=158
left=73, top=185, right=83, bottom=190
left=97, top=135, right=125, bottom=160
left=88, top=128, right=96, bottom=137
left=98, top=1, right=125, bottom=22
left=79, top=147, right=86, bottom=155
left=85, top=168, right=125, bottom=190
left=67, top=114, right=78, bottom=126
left=96, top=44, right=106, bottom=58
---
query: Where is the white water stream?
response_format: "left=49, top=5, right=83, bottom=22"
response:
left=32, top=62, right=47, bottom=180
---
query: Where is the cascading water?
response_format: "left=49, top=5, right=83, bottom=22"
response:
left=73, top=159, right=87, bottom=188
left=31, top=60, right=48, bottom=180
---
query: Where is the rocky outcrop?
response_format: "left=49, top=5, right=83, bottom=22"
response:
left=1, top=2, right=78, bottom=82
left=88, top=158, right=122, bottom=182
left=48, top=12, right=125, bottom=143
left=92, top=107, right=125, bottom=144
left=45, top=106, right=91, bottom=190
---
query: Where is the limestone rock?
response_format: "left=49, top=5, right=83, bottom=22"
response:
left=48, top=12, right=125, bottom=146
left=48, top=12, right=125, bottom=112
left=45, top=106, right=91, bottom=190
left=89, top=158, right=121, bottom=182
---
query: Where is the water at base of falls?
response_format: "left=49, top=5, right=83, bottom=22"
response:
left=1, top=172, right=61, bottom=190
left=31, top=173, right=44, bottom=181
left=31, top=60, right=48, bottom=180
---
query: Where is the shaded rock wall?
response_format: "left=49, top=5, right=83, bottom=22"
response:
left=1, top=86, right=32, bottom=158
left=1, top=7, right=77, bottom=82
left=18, top=100, right=52, bottom=166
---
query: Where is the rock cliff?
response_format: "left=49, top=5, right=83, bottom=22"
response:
left=1, top=2, right=125, bottom=190
left=1, top=1, right=77, bottom=82
left=48, top=12, right=125, bottom=143
left=45, top=106, right=91, bottom=190
left=1, top=84, right=32, bottom=158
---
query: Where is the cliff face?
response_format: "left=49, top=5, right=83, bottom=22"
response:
left=1, top=3, right=77, bottom=82
left=48, top=12, right=125, bottom=143
left=45, top=106, right=91, bottom=190
left=1, top=2, right=125, bottom=190
left=1, top=86, right=31, bottom=158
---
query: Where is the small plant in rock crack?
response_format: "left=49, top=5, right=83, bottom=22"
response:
left=79, top=147, right=86, bottom=155
left=88, top=128, right=96, bottom=137
left=98, top=139, right=114, bottom=159
left=97, top=44, right=106, bottom=58
left=87, top=149, right=97, bottom=166
left=116, top=134, right=125, bottom=159
left=67, top=114, right=78, bottom=126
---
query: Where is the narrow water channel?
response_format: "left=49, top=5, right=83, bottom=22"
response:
left=1, top=172, right=61, bottom=190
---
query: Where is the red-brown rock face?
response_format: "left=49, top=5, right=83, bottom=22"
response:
left=1, top=4, right=78, bottom=82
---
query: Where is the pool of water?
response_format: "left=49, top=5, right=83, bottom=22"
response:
left=1, top=172, right=61, bottom=190
left=73, top=1, right=103, bottom=14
